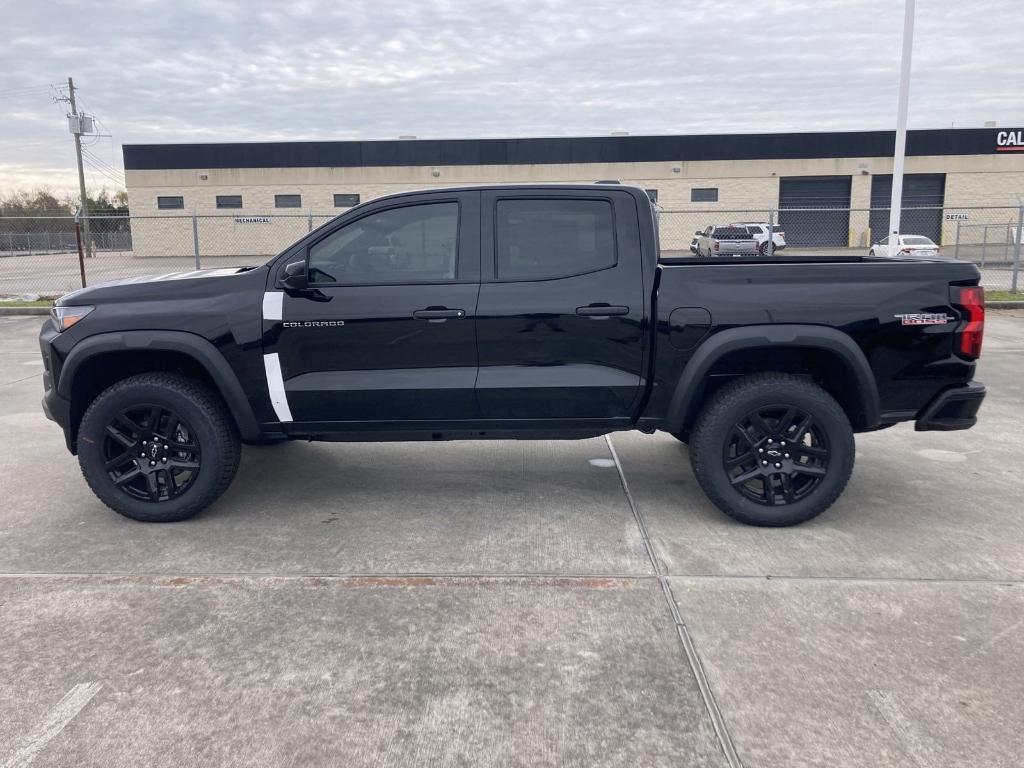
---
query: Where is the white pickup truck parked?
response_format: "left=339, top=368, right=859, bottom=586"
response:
left=734, top=222, right=787, bottom=253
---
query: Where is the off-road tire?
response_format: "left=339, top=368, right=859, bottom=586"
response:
left=689, top=373, right=855, bottom=526
left=78, top=373, right=241, bottom=522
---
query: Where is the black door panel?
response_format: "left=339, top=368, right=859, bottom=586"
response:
left=475, top=190, right=646, bottom=420
left=265, top=191, right=481, bottom=424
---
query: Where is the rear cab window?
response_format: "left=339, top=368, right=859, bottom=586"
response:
left=495, top=198, right=616, bottom=281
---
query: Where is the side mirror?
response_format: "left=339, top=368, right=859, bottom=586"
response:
left=279, top=259, right=308, bottom=290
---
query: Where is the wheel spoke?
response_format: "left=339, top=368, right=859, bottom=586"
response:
left=169, top=440, right=198, bottom=452
left=114, top=414, right=145, bottom=436
left=104, top=452, right=133, bottom=470
left=777, top=407, right=798, bottom=434
left=145, top=471, right=160, bottom=501
left=163, top=469, right=179, bottom=498
left=168, top=459, right=199, bottom=471
left=147, top=406, right=163, bottom=432
left=764, top=476, right=776, bottom=505
left=796, top=444, right=829, bottom=459
left=780, top=473, right=796, bottom=503
left=105, top=424, right=135, bottom=448
left=789, top=414, right=813, bottom=442
left=729, top=467, right=762, bottom=486
left=733, top=424, right=758, bottom=449
left=726, top=449, right=753, bottom=468
left=792, top=464, right=826, bottom=478
left=749, top=412, right=772, bottom=439
left=113, top=467, right=142, bottom=486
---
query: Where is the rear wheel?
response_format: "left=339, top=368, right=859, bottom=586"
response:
left=77, top=373, right=241, bottom=522
left=688, top=373, right=854, bottom=526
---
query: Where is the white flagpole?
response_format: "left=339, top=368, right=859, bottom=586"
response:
left=888, top=0, right=916, bottom=244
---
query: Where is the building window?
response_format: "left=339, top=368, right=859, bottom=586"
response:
left=157, top=196, right=184, bottom=210
left=691, top=187, right=719, bottom=203
left=645, top=189, right=658, bottom=203
left=334, top=193, right=361, bottom=208
left=275, top=194, right=302, bottom=209
left=216, top=195, right=243, bottom=209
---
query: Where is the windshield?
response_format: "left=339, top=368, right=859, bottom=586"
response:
left=903, top=236, right=934, bottom=246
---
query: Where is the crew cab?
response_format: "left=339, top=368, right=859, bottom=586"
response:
left=694, top=225, right=759, bottom=257
left=40, top=184, right=986, bottom=526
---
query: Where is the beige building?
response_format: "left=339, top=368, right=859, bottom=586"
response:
left=123, top=128, right=1024, bottom=257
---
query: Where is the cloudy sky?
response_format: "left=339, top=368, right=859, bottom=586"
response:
left=2, top=0, right=1022, bottom=194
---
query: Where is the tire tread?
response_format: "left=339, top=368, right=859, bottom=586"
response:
left=78, top=372, right=240, bottom=522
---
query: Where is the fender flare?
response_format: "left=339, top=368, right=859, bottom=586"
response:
left=664, top=324, right=881, bottom=433
left=57, top=330, right=261, bottom=440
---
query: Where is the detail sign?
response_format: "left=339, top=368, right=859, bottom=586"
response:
left=234, top=216, right=271, bottom=224
left=944, top=212, right=969, bottom=221
left=996, top=130, right=1024, bottom=152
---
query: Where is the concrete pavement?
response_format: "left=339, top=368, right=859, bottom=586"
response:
left=1, top=311, right=1022, bottom=767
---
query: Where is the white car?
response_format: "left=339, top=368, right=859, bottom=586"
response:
left=733, top=222, right=786, bottom=253
left=870, top=235, right=940, bottom=258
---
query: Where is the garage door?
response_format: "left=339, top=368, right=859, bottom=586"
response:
left=778, top=176, right=852, bottom=247
left=869, top=174, right=945, bottom=244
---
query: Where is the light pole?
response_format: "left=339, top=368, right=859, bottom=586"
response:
left=888, top=0, right=916, bottom=244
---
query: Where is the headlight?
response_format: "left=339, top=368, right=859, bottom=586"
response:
left=51, top=305, right=94, bottom=332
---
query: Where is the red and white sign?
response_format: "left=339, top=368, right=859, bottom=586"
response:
left=996, top=130, right=1024, bottom=152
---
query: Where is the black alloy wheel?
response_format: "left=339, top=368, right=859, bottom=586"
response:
left=688, top=373, right=855, bottom=526
left=723, top=405, right=829, bottom=507
left=102, top=404, right=201, bottom=502
left=78, top=373, right=240, bottom=522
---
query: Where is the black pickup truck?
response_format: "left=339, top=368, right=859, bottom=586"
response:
left=39, top=184, right=986, bottom=526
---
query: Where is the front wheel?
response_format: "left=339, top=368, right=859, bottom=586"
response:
left=77, top=373, right=241, bottom=522
left=688, top=373, right=855, bottom=526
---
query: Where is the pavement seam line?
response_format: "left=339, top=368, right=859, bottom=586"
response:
left=605, top=434, right=744, bottom=768
left=0, top=372, right=42, bottom=388
left=0, top=571, right=658, bottom=581
left=1, top=571, right=1021, bottom=585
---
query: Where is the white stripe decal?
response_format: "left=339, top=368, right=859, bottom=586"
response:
left=262, top=291, right=283, bottom=321
left=263, top=353, right=293, bottom=422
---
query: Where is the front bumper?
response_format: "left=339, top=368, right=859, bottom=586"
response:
left=915, top=382, right=986, bottom=431
left=39, top=321, right=76, bottom=453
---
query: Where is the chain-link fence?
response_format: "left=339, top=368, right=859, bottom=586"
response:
left=2, top=206, right=1021, bottom=296
left=659, top=205, right=1023, bottom=292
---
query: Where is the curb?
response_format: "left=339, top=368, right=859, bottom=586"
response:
left=987, top=301, right=1024, bottom=309
left=0, top=307, right=50, bottom=316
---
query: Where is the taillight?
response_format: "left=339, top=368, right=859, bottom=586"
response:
left=953, top=286, right=985, bottom=359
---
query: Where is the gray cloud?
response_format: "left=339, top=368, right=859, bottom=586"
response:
left=1, top=0, right=1022, bottom=192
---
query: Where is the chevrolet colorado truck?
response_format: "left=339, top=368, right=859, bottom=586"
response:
left=39, top=184, right=986, bottom=526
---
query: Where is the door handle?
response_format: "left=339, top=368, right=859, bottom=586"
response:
left=413, top=308, right=466, bottom=320
left=576, top=304, right=629, bottom=317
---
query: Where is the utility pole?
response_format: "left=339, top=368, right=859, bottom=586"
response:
left=67, top=77, right=92, bottom=258
left=888, top=0, right=916, bottom=244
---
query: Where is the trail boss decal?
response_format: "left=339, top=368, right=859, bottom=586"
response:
left=282, top=320, right=345, bottom=327
left=894, top=313, right=952, bottom=326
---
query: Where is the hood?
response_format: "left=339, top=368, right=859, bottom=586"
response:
left=57, top=266, right=258, bottom=305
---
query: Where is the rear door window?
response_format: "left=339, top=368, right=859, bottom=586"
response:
left=495, top=198, right=616, bottom=281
